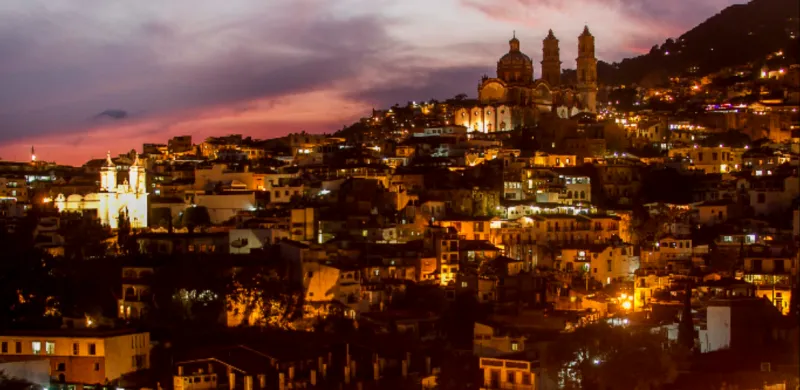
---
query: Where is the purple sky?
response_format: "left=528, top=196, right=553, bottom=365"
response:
left=0, top=0, right=742, bottom=164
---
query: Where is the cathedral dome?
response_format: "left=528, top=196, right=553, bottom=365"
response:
left=497, top=33, right=533, bottom=85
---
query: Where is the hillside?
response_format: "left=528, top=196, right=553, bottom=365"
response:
left=566, top=0, right=800, bottom=86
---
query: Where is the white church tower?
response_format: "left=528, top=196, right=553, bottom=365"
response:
left=100, top=151, right=117, bottom=192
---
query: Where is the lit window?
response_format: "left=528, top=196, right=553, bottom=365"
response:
left=32, top=341, right=41, bottom=355
left=461, top=281, right=468, bottom=288
left=45, top=341, right=55, bottom=355
left=511, top=342, right=519, bottom=351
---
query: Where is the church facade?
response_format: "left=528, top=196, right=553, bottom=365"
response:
left=55, top=152, right=148, bottom=229
left=454, top=27, right=598, bottom=133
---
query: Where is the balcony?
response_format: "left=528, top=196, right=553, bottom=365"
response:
left=481, top=382, right=534, bottom=390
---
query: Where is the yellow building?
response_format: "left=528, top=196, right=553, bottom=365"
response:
left=55, top=153, right=148, bottom=228
left=0, top=329, right=150, bottom=385
left=479, top=356, right=535, bottom=390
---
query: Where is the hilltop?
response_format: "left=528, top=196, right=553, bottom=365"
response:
left=565, top=0, right=799, bottom=86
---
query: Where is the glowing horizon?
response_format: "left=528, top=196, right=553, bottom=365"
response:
left=0, top=0, right=744, bottom=165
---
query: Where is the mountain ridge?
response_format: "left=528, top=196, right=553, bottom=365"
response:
left=563, top=0, right=799, bottom=86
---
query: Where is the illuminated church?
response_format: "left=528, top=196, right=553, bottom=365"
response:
left=55, top=152, right=148, bottom=229
left=454, top=27, right=598, bottom=132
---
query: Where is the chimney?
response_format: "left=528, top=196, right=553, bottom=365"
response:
left=350, top=360, right=357, bottom=378
left=373, top=362, right=380, bottom=381
left=344, top=366, right=351, bottom=385
left=401, top=360, right=408, bottom=377
left=322, top=363, right=327, bottom=379
left=177, top=366, right=184, bottom=376
left=208, top=363, right=214, bottom=374
left=288, top=366, right=295, bottom=381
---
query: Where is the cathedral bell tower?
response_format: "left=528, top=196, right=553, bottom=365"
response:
left=576, top=25, right=598, bottom=113
left=100, top=151, right=117, bottom=192
left=128, top=154, right=146, bottom=194
left=541, top=29, right=561, bottom=87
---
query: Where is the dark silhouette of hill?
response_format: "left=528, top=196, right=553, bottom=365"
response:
left=565, top=0, right=799, bottom=86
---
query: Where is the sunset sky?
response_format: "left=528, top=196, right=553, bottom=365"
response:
left=1, top=0, right=742, bottom=165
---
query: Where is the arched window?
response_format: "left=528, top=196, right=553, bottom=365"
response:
left=580, top=191, right=586, bottom=199
left=567, top=191, right=573, bottom=199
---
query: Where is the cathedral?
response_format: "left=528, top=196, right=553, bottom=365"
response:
left=454, top=26, right=598, bottom=133
left=55, top=152, right=148, bottom=229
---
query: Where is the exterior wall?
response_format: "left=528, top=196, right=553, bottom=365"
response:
left=473, top=323, right=525, bottom=357
left=191, top=193, right=256, bottom=224
left=0, top=360, right=50, bottom=388
left=454, top=106, right=513, bottom=133
left=290, top=208, right=315, bottom=242
left=697, top=205, right=729, bottom=225
left=302, top=263, right=362, bottom=303
left=438, top=220, right=491, bottom=241
left=229, top=229, right=288, bottom=254
left=0, top=332, right=149, bottom=384
left=479, top=357, right=535, bottom=390
left=194, top=164, right=263, bottom=191
left=667, top=146, right=743, bottom=174
left=704, top=305, right=731, bottom=352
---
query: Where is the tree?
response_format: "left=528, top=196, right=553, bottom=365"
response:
left=59, top=213, right=112, bottom=261
left=0, top=371, right=36, bottom=390
left=226, top=267, right=304, bottom=329
left=180, top=206, right=212, bottom=233
left=677, top=282, right=696, bottom=351
left=544, top=323, right=677, bottom=390
left=0, top=232, right=61, bottom=328
left=117, top=208, right=136, bottom=255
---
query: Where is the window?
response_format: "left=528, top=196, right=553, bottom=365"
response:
left=94, top=363, right=100, bottom=371
left=73, top=343, right=79, bottom=355
left=32, top=341, right=41, bottom=355
left=1, top=342, right=7, bottom=354
left=461, top=281, right=468, bottom=288
left=88, top=343, right=96, bottom=356
left=522, top=373, right=531, bottom=385
left=607, top=260, right=612, bottom=272
left=511, top=341, right=519, bottom=351
left=57, top=363, right=66, bottom=372
left=45, top=341, right=55, bottom=355
left=507, top=372, right=516, bottom=383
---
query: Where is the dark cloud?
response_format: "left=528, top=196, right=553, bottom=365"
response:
left=94, top=109, right=129, bottom=120
left=346, top=65, right=487, bottom=107
left=0, top=5, right=396, bottom=142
